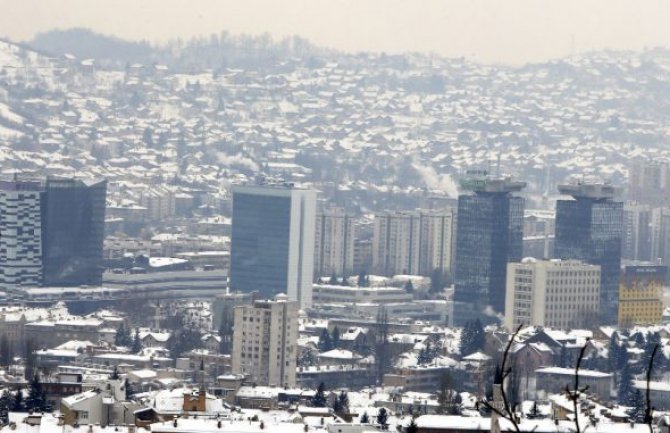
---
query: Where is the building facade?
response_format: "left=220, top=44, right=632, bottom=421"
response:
left=622, top=202, right=652, bottom=262
left=618, top=265, right=665, bottom=327
left=453, top=177, right=526, bottom=324
left=41, top=177, right=107, bottom=286
left=231, top=294, right=298, bottom=387
left=313, top=206, right=355, bottom=278
left=0, top=177, right=106, bottom=289
left=0, top=180, right=43, bottom=290
left=554, top=183, right=623, bottom=324
left=504, top=258, right=601, bottom=331
left=230, top=183, right=316, bottom=307
left=372, top=208, right=455, bottom=277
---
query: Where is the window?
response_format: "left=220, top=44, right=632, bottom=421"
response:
left=79, top=411, right=89, bottom=420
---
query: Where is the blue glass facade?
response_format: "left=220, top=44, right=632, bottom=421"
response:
left=41, top=178, right=107, bottom=286
left=230, top=192, right=292, bottom=299
left=554, top=198, right=623, bottom=324
left=453, top=192, right=524, bottom=324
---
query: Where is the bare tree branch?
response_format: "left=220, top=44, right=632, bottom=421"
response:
left=566, top=342, right=590, bottom=433
left=479, top=324, right=523, bottom=433
left=645, top=344, right=659, bottom=433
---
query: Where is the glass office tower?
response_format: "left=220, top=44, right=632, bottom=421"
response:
left=230, top=182, right=316, bottom=307
left=554, top=183, right=623, bottom=324
left=41, top=177, right=107, bottom=286
left=453, top=176, right=526, bottom=325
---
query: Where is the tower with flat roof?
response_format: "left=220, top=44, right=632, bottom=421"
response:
left=230, top=181, right=316, bottom=308
left=453, top=174, right=526, bottom=324
left=554, top=182, right=623, bottom=324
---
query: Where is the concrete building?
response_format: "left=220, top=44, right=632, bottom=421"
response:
left=231, top=294, right=299, bottom=387
left=535, top=367, right=612, bottom=401
left=651, top=207, right=670, bottom=264
left=230, top=182, right=317, bottom=308
left=312, top=283, right=413, bottom=304
left=622, top=202, right=652, bottom=262
left=554, top=182, right=623, bottom=324
left=313, top=206, right=355, bottom=278
left=372, top=208, right=455, bottom=277
left=453, top=174, right=526, bottom=324
left=0, top=180, right=43, bottom=290
left=628, top=160, right=670, bottom=206
left=618, top=265, right=665, bottom=327
left=504, top=258, right=601, bottom=331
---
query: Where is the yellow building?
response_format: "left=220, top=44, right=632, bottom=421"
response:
left=618, top=266, right=665, bottom=327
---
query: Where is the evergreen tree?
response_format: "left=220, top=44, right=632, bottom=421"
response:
left=460, top=320, right=485, bottom=356
left=298, top=349, right=316, bottom=367
left=328, top=274, right=338, bottom=285
left=132, top=329, right=143, bottom=353
left=110, top=366, right=120, bottom=380
left=376, top=407, right=388, bottom=430
left=318, top=328, right=332, bottom=352
left=429, top=268, right=444, bottom=293
left=360, top=411, right=370, bottom=424
left=311, top=382, right=327, bottom=407
left=607, top=332, right=620, bottom=372
left=404, top=280, right=414, bottom=293
left=628, top=389, right=645, bottom=423
left=618, top=363, right=635, bottom=405
left=335, top=391, right=349, bottom=415
left=26, top=374, right=46, bottom=412
left=331, top=327, right=340, bottom=349
left=124, top=378, right=134, bottom=401
left=406, top=417, right=419, bottom=433
left=642, top=332, right=661, bottom=370
left=115, top=324, right=132, bottom=347
left=11, top=388, right=23, bottom=412
left=0, top=391, right=10, bottom=424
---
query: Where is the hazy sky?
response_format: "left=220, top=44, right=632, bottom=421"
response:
left=1, top=0, right=670, bottom=65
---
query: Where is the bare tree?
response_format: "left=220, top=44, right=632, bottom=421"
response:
left=478, top=325, right=522, bottom=433
left=645, top=344, right=658, bottom=433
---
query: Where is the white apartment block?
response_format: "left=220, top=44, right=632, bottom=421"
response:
left=314, top=207, right=355, bottom=278
left=231, top=294, right=298, bottom=387
left=372, top=209, right=455, bottom=277
left=0, top=181, right=43, bottom=290
left=504, top=258, right=600, bottom=331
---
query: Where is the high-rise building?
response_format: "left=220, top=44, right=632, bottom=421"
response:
left=504, top=258, right=601, bottom=331
left=41, top=177, right=107, bottom=287
left=618, top=265, right=665, bottom=327
left=372, top=212, right=420, bottom=276
left=453, top=176, right=526, bottom=324
left=0, top=180, right=43, bottom=290
left=622, top=202, right=652, bottom=262
left=651, top=207, right=670, bottom=264
left=554, top=183, right=623, bottom=324
left=231, top=293, right=298, bottom=387
left=0, top=176, right=106, bottom=289
left=229, top=182, right=316, bottom=307
left=372, top=209, right=455, bottom=277
left=628, top=160, right=670, bottom=206
left=313, top=207, right=355, bottom=278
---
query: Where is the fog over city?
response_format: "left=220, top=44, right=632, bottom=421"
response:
left=0, top=2, right=670, bottom=433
